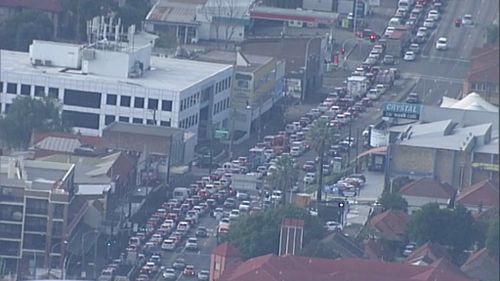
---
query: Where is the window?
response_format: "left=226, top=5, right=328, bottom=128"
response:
left=23, top=233, right=46, bottom=250
left=20, top=84, right=31, bottom=96
left=0, top=241, right=20, bottom=257
left=34, top=86, right=45, bottom=97
left=5, top=104, right=11, bottom=113
left=0, top=223, right=22, bottom=239
left=148, top=98, right=158, bottom=110
left=105, top=115, right=115, bottom=125
left=146, top=119, right=155, bottom=125
left=162, top=100, right=172, bottom=111
left=120, top=96, right=131, bottom=107
left=26, top=198, right=48, bottom=215
left=64, top=89, right=101, bottom=109
left=160, top=120, right=171, bottom=127
left=51, top=222, right=63, bottom=237
left=24, top=216, right=47, bottom=232
left=62, top=110, right=100, bottom=129
left=53, top=204, right=65, bottom=219
left=134, top=97, right=144, bottom=108
left=6, top=83, right=17, bottom=94
left=132, top=118, right=143, bottom=124
left=0, top=186, right=23, bottom=203
left=228, top=77, right=231, bottom=87
left=0, top=82, right=3, bottom=92
left=119, top=116, right=129, bottom=122
left=0, top=205, right=23, bottom=221
left=48, top=87, right=59, bottom=99
left=106, top=94, right=117, bottom=105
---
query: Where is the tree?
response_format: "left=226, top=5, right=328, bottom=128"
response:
left=0, top=10, right=53, bottom=51
left=379, top=192, right=408, bottom=211
left=0, top=97, right=71, bottom=149
left=60, top=0, right=116, bottom=41
left=118, top=0, right=151, bottom=29
left=486, top=217, right=499, bottom=258
left=406, top=203, right=479, bottom=259
left=266, top=154, right=297, bottom=204
left=486, top=23, right=499, bottom=44
left=307, top=119, right=337, bottom=201
left=228, top=205, right=326, bottom=259
left=202, top=0, right=249, bottom=49
left=300, top=239, right=340, bottom=259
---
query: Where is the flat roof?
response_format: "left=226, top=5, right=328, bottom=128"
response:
left=250, top=6, right=338, bottom=24
left=103, top=122, right=184, bottom=137
left=1, top=50, right=232, bottom=92
left=195, top=50, right=273, bottom=72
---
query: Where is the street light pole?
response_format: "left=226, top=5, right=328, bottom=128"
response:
left=302, top=37, right=315, bottom=102
left=81, top=229, right=99, bottom=279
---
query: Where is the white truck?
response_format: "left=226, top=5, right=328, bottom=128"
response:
left=347, top=76, right=370, bottom=98
left=231, top=174, right=262, bottom=196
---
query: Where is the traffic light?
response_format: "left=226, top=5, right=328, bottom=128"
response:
left=369, top=34, right=377, bottom=42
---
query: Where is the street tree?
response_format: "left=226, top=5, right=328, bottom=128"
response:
left=307, top=118, right=337, bottom=201
left=0, top=96, right=71, bottom=149
left=406, top=203, right=479, bottom=258
left=60, top=0, right=116, bottom=41
left=0, top=10, right=53, bottom=51
left=228, top=205, right=326, bottom=259
left=486, top=217, right=499, bottom=258
left=379, top=191, right=408, bottom=212
left=202, top=0, right=249, bottom=49
left=266, top=154, right=297, bottom=204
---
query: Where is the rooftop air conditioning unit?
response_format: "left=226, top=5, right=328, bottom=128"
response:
left=44, top=60, right=52, bottom=66
left=82, top=49, right=96, bottom=60
left=33, top=59, right=43, bottom=66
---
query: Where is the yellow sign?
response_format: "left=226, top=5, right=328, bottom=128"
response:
left=472, top=163, right=499, bottom=172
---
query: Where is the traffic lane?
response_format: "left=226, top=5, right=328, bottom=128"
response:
left=397, top=57, right=469, bottom=81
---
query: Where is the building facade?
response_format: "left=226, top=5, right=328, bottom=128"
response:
left=0, top=39, right=234, bottom=145
left=0, top=156, right=86, bottom=279
left=463, top=46, right=499, bottom=106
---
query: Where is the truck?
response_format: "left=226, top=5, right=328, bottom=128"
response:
left=230, top=174, right=262, bottom=196
left=173, top=187, right=190, bottom=201
left=263, top=133, right=289, bottom=154
left=347, top=76, right=370, bottom=98
left=380, top=31, right=411, bottom=58
left=248, top=147, right=266, bottom=170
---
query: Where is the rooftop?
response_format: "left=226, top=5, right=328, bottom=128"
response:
left=441, top=92, right=499, bottom=112
left=195, top=50, right=274, bottom=72
left=1, top=49, right=231, bottom=92
left=405, top=242, right=451, bottom=266
left=399, top=178, right=456, bottom=200
left=456, top=179, right=499, bottom=208
left=218, top=254, right=474, bottom=281
left=368, top=210, right=409, bottom=241
left=103, top=122, right=184, bottom=138
left=461, top=248, right=499, bottom=281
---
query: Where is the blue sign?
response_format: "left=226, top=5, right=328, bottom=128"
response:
left=383, top=102, right=421, bottom=120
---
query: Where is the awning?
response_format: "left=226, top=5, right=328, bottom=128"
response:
left=357, top=146, right=387, bottom=158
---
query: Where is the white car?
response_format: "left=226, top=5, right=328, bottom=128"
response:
left=409, top=43, right=420, bottom=54
left=185, top=237, right=199, bottom=251
left=384, top=26, right=396, bottom=37
left=403, top=51, right=416, bottom=61
left=303, top=172, right=316, bottom=184
left=428, top=9, right=440, bottom=21
left=239, top=200, right=251, bottom=211
left=435, top=37, right=448, bottom=50
left=462, top=14, right=473, bottom=25
left=161, top=239, right=176, bottom=250
left=271, top=190, right=283, bottom=201
left=229, top=209, right=240, bottom=220
left=423, top=18, right=435, bottom=29
left=325, top=221, right=343, bottom=231
left=416, top=27, right=428, bottom=38
left=163, top=268, right=177, bottom=280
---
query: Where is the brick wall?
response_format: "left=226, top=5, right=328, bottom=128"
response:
left=390, top=145, right=434, bottom=177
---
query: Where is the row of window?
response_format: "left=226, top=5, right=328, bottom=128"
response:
left=180, top=92, right=200, bottom=112
left=0, top=82, right=59, bottom=98
left=179, top=113, right=199, bottom=129
left=215, top=76, right=232, bottom=94
left=106, top=94, right=172, bottom=111
left=213, top=97, right=230, bottom=115
left=105, top=115, right=172, bottom=127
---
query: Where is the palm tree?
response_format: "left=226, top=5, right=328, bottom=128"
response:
left=266, top=154, right=297, bottom=204
left=307, top=118, right=337, bottom=202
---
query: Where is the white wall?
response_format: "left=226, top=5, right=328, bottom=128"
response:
left=403, top=195, right=450, bottom=213
left=29, top=40, right=82, bottom=69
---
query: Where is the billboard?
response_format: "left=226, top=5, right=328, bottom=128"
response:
left=383, top=102, right=421, bottom=120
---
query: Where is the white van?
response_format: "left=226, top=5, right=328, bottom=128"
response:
left=398, top=0, right=411, bottom=10
left=161, top=239, right=176, bottom=250
left=173, top=187, right=189, bottom=201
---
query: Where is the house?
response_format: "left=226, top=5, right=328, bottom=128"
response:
left=210, top=242, right=242, bottom=281
left=399, top=178, right=456, bottom=213
left=0, top=0, right=62, bottom=37
left=455, top=179, right=499, bottom=214
left=30, top=131, right=102, bottom=158
left=405, top=242, right=451, bottom=266
left=461, top=248, right=499, bottom=281
left=211, top=247, right=475, bottom=281
left=363, top=238, right=384, bottom=260
left=367, top=210, right=409, bottom=241
left=463, top=45, right=499, bottom=106
left=303, top=231, right=365, bottom=259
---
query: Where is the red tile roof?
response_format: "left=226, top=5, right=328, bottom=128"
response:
left=456, top=180, right=499, bottom=208
left=405, top=242, right=451, bottom=265
left=0, top=0, right=63, bottom=12
left=282, top=218, right=304, bottom=227
left=399, top=178, right=456, bottom=200
left=461, top=248, right=499, bottom=281
left=368, top=210, right=409, bottom=241
left=218, top=255, right=475, bottom=281
left=212, top=242, right=242, bottom=258
left=363, top=238, right=383, bottom=260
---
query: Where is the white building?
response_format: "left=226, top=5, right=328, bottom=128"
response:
left=144, top=0, right=254, bottom=44
left=0, top=39, right=234, bottom=144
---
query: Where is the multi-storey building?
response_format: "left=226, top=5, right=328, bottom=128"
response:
left=0, top=37, right=233, bottom=144
left=0, top=156, right=87, bottom=280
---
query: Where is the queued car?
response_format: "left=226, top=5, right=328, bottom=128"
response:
left=403, top=51, right=416, bottom=61
left=435, top=37, right=448, bottom=50
left=197, top=270, right=210, bottom=281
left=184, top=265, right=196, bottom=277
left=163, top=268, right=178, bottom=280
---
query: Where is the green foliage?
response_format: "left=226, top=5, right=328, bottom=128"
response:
left=266, top=154, right=297, bottom=203
left=300, top=239, right=340, bottom=259
left=228, top=205, right=326, bottom=259
left=0, top=10, right=53, bottom=51
left=307, top=119, right=337, bottom=201
left=486, top=217, right=499, bottom=258
left=389, top=176, right=412, bottom=193
left=379, top=192, right=408, bottom=211
left=118, top=0, right=151, bottom=29
left=0, top=97, right=70, bottom=149
left=406, top=204, right=478, bottom=258
left=486, top=24, right=499, bottom=44
left=60, top=0, right=117, bottom=40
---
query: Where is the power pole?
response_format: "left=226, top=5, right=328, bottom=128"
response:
left=347, top=122, right=352, bottom=165
left=355, top=128, right=360, bottom=173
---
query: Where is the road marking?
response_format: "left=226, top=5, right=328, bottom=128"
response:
left=420, top=55, right=470, bottom=63
left=401, top=73, right=464, bottom=84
